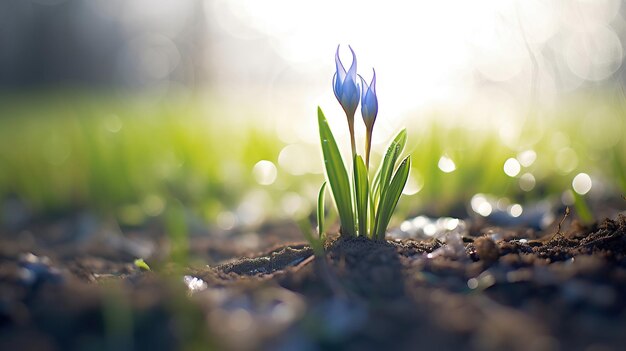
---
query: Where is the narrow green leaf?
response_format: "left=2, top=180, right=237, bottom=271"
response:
left=317, top=181, right=327, bottom=238
left=374, top=155, right=411, bottom=240
left=372, top=129, right=407, bottom=205
left=368, top=191, right=376, bottom=239
left=377, top=143, right=400, bottom=199
left=298, top=219, right=324, bottom=257
left=317, top=107, right=355, bottom=236
left=353, top=155, right=369, bottom=237
left=573, top=192, right=593, bottom=225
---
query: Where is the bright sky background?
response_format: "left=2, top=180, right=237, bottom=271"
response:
left=80, top=0, right=624, bottom=148
left=199, top=0, right=624, bottom=143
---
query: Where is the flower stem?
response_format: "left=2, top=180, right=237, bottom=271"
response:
left=365, top=127, right=373, bottom=169
left=347, top=118, right=356, bottom=157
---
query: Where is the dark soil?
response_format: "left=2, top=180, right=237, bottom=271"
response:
left=2, top=214, right=626, bottom=350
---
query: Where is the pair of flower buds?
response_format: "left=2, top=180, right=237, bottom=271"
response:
left=332, top=45, right=377, bottom=168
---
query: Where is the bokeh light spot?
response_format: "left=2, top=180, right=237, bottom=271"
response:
left=471, top=194, right=492, bottom=217
left=252, top=160, right=277, bottom=185
left=516, top=150, right=537, bottom=167
left=403, top=171, right=424, bottom=195
left=503, top=158, right=521, bottom=177
left=217, top=211, right=237, bottom=230
left=142, top=195, right=165, bottom=217
left=555, top=147, right=578, bottom=174
left=519, top=173, right=536, bottom=192
left=438, top=155, right=456, bottom=173
left=564, top=25, right=623, bottom=82
left=509, top=204, right=523, bottom=218
left=278, top=144, right=317, bottom=175
left=104, top=114, right=123, bottom=133
left=572, top=173, right=592, bottom=195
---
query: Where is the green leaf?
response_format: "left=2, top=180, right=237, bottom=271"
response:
left=317, top=107, right=355, bottom=236
left=374, top=155, right=411, bottom=240
left=298, top=219, right=324, bottom=257
left=134, top=258, right=151, bottom=271
left=372, top=129, right=407, bottom=205
left=368, top=192, right=376, bottom=239
left=353, top=155, right=369, bottom=237
left=317, top=181, right=327, bottom=238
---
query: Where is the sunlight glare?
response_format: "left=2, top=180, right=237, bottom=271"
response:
left=503, top=158, right=521, bottom=177
left=252, top=160, right=278, bottom=185
left=572, top=173, right=592, bottom=195
left=438, top=155, right=457, bottom=173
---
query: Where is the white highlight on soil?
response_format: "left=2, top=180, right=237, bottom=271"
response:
left=252, top=160, right=277, bottom=185
left=400, top=221, right=413, bottom=232
left=572, top=173, right=592, bottom=195
left=503, top=158, right=521, bottom=177
left=183, top=275, right=208, bottom=293
left=423, top=224, right=437, bottom=236
left=438, top=155, right=456, bottom=173
left=445, top=218, right=460, bottom=231
left=394, top=216, right=466, bottom=240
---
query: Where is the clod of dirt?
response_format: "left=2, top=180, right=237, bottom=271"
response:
left=474, top=236, right=499, bottom=265
left=218, top=244, right=312, bottom=276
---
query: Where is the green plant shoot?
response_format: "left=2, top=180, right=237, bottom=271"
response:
left=317, top=46, right=411, bottom=240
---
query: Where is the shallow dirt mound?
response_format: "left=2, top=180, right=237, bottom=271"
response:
left=218, top=244, right=312, bottom=276
left=496, top=215, right=626, bottom=264
left=577, top=215, right=626, bottom=257
left=325, top=236, right=407, bottom=298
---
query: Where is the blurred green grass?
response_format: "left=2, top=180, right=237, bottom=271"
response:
left=0, top=92, right=624, bottom=228
left=0, top=93, right=292, bottom=226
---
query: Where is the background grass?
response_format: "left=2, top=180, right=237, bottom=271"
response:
left=0, top=91, right=624, bottom=230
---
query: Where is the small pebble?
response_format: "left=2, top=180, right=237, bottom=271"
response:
left=474, top=237, right=499, bottom=265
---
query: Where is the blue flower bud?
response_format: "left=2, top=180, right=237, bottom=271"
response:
left=332, top=45, right=360, bottom=118
left=359, top=69, right=378, bottom=129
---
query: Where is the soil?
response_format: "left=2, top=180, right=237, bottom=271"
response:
left=2, top=214, right=626, bottom=350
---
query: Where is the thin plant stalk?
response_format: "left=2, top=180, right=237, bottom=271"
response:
left=365, top=126, right=373, bottom=169
left=348, top=117, right=356, bottom=157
